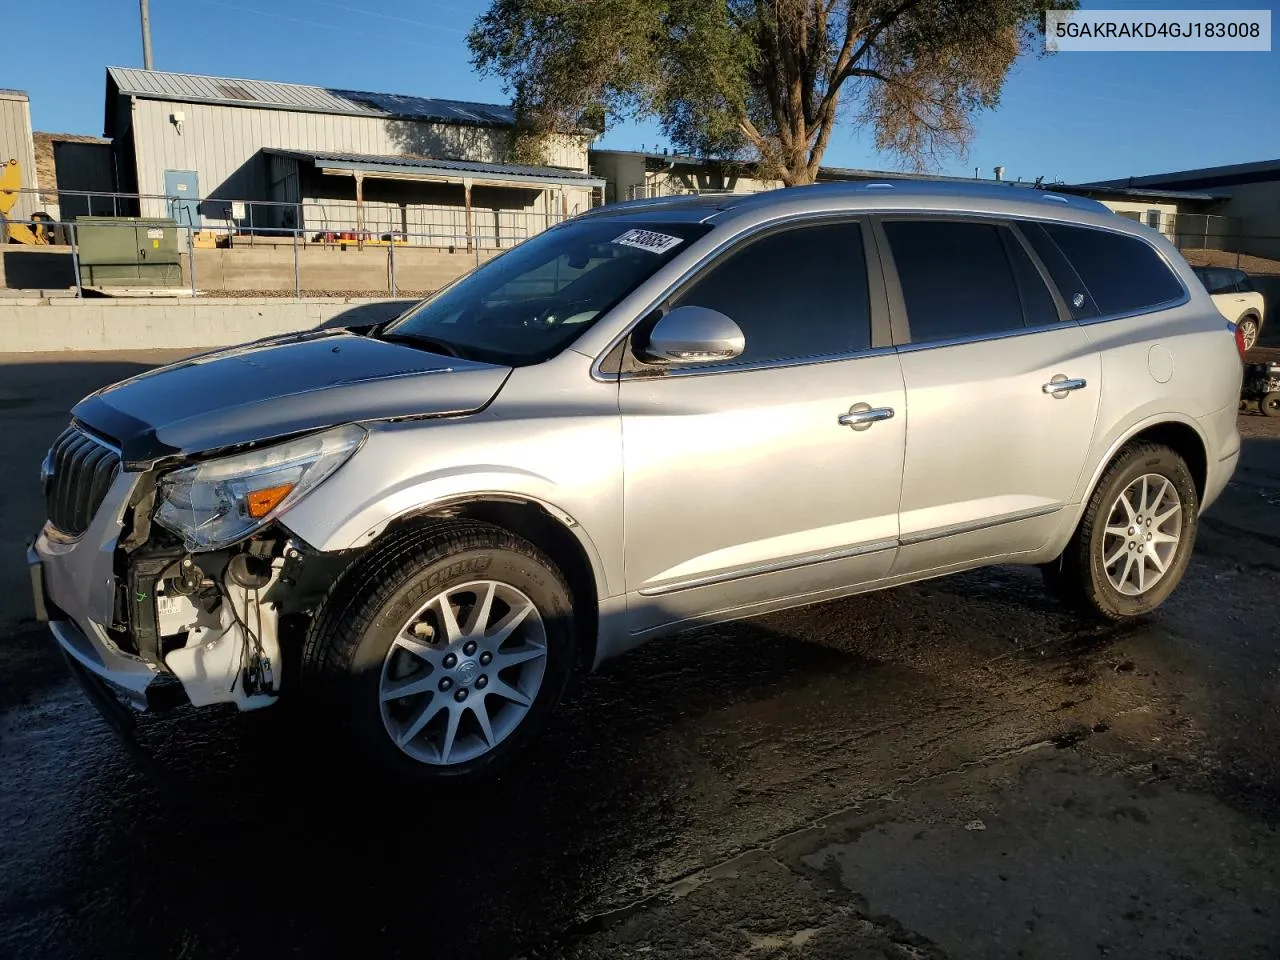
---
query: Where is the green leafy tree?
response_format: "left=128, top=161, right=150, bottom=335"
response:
left=470, top=0, right=1075, bottom=184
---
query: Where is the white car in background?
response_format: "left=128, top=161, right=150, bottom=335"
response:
left=1193, top=266, right=1265, bottom=350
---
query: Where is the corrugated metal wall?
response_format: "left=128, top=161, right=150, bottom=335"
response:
left=129, top=98, right=591, bottom=228
left=0, top=91, right=39, bottom=220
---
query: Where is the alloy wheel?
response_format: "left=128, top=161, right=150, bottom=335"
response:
left=1239, top=318, right=1260, bottom=351
left=379, top=580, right=548, bottom=765
left=1101, top=473, right=1183, bottom=596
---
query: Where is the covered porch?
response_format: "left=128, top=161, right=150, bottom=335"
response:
left=264, top=149, right=605, bottom=250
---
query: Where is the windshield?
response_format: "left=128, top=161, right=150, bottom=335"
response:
left=381, top=219, right=711, bottom=365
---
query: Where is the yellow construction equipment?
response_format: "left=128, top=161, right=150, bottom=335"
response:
left=0, top=158, right=51, bottom=245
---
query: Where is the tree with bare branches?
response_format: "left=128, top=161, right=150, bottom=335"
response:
left=469, top=0, right=1075, bottom=184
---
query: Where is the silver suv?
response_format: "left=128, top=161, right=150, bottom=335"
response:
left=29, top=182, right=1244, bottom=781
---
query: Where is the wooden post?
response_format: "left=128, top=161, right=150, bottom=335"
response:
left=463, top=178, right=474, bottom=253
left=354, top=172, right=365, bottom=250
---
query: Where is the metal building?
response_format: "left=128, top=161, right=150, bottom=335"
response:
left=0, top=89, right=38, bottom=221
left=103, top=67, right=603, bottom=248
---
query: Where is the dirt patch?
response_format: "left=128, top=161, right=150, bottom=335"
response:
left=1182, top=248, right=1280, bottom=276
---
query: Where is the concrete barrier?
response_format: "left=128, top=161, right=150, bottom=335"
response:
left=192, top=244, right=500, bottom=293
left=1, top=242, right=499, bottom=295
left=0, top=296, right=417, bottom=353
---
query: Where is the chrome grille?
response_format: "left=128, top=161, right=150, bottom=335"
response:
left=43, top=426, right=122, bottom=537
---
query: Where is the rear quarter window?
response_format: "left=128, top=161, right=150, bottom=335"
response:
left=1041, top=224, right=1184, bottom=317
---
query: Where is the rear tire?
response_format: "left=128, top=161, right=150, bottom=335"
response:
left=1041, top=443, right=1198, bottom=620
left=303, top=520, right=577, bottom=783
left=1238, top=316, right=1260, bottom=351
left=1261, top=392, right=1280, bottom=418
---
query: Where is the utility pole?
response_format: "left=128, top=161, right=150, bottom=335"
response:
left=139, top=0, right=155, bottom=70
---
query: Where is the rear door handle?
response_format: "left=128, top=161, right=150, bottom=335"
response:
left=839, top=404, right=895, bottom=430
left=1042, top=376, right=1087, bottom=396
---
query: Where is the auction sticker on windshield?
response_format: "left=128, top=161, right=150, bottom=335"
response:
left=613, top=229, right=684, bottom=254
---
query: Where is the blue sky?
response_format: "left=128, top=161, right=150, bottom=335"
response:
left=6, top=0, right=1277, bottom=183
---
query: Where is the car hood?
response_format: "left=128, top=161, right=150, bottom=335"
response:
left=72, top=329, right=512, bottom=468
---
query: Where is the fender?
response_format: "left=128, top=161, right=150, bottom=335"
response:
left=281, top=464, right=619, bottom=601
left=1047, top=409, right=1210, bottom=557
left=372, top=488, right=611, bottom=601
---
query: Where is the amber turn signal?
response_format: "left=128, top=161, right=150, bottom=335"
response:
left=245, top=483, right=295, bottom=518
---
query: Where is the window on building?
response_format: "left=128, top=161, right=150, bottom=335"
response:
left=668, top=221, right=871, bottom=365
left=1146, top=210, right=1162, bottom=230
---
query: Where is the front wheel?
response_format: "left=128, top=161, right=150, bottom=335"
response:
left=1042, top=443, right=1198, bottom=620
left=303, top=520, right=577, bottom=782
left=1261, top=392, right=1280, bottom=418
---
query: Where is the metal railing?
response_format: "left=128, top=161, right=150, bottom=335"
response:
left=4, top=185, right=575, bottom=250
left=623, top=183, right=754, bottom=201
left=0, top=214, right=530, bottom=299
left=0, top=184, right=601, bottom=299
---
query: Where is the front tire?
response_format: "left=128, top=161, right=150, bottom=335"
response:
left=1042, top=443, right=1198, bottom=620
left=303, top=520, right=576, bottom=782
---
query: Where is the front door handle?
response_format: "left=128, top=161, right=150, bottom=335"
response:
left=1042, top=376, right=1087, bottom=397
left=838, top=404, right=895, bottom=431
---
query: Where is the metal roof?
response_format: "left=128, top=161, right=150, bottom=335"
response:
left=1089, top=158, right=1280, bottom=191
left=267, top=149, right=605, bottom=187
left=1052, top=183, right=1224, bottom=203
left=106, top=67, right=515, bottom=129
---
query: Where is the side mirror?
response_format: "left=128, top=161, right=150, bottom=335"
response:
left=641, top=305, right=746, bottom=364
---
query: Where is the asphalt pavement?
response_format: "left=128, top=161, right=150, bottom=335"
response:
left=1, top=352, right=1278, bottom=960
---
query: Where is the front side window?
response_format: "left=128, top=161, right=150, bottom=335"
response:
left=664, top=221, right=871, bottom=366
left=882, top=220, right=1032, bottom=344
left=383, top=219, right=710, bottom=365
left=1041, top=224, right=1184, bottom=317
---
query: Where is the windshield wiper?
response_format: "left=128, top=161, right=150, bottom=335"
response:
left=379, top=331, right=470, bottom=361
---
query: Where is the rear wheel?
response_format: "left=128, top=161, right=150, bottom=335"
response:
left=1041, top=443, right=1198, bottom=620
left=303, top=520, right=577, bottom=782
left=1262, top=392, right=1280, bottom=418
left=1238, top=316, right=1260, bottom=351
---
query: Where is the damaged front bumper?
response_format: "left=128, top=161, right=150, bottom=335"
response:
left=29, top=463, right=285, bottom=715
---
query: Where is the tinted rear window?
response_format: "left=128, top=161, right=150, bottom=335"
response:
left=1233, top=270, right=1256, bottom=293
left=1022, top=223, right=1099, bottom=319
left=1041, top=225, right=1184, bottom=316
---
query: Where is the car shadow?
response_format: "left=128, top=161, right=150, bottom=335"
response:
left=317, top=298, right=419, bottom=330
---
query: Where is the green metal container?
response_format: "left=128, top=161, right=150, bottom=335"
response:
left=75, top=216, right=183, bottom=287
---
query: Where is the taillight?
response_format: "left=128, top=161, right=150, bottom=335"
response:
left=1234, top=323, right=1248, bottom=359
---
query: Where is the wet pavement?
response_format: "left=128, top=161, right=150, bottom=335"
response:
left=1, top=353, right=1279, bottom=959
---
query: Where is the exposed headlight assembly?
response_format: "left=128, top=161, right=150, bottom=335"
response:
left=154, top=424, right=366, bottom=551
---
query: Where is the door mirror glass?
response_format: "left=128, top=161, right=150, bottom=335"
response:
left=642, top=305, right=746, bottom=364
